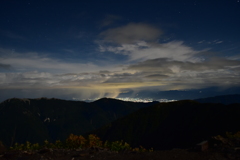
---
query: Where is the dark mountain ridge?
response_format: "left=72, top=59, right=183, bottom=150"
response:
left=91, top=100, right=240, bottom=150
left=1, top=95, right=240, bottom=150
left=0, top=97, right=157, bottom=147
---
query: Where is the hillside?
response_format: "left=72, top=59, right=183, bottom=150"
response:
left=91, top=100, right=240, bottom=150
left=1, top=95, right=240, bottom=151
left=0, top=97, right=157, bottom=147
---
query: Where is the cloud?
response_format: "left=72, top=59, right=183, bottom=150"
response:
left=98, top=23, right=200, bottom=62
left=103, top=72, right=143, bottom=83
left=0, top=30, right=26, bottom=40
left=95, top=23, right=240, bottom=92
left=0, top=70, right=124, bottom=102
left=126, top=57, right=240, bottom=89
left=99, top=23, right=162, bottom=44
left=0, top=63, right=11, bottom=70
left=128, top=57, right=240, bottom=73
left=101, top=15, right=122, bottom=27
left=1, top=55, right=240, bottom=100
left=2, top=55, right=239, bottom=91
left=0, top=48, right=100, bottom=73
left=144, top=74, right=169, bottom=79
left=0, top=71, right=55, bottom=88
left=100, top=40, right=199, bottom=62
left=0, top=48, right=129, bottom=101
left=0, top=21, right=239, bottom=101
left=198, top=39, right=223, bottom=45
left=213, top=40, right=223, bottom=44
left=215, top=41, right=223, bottom=44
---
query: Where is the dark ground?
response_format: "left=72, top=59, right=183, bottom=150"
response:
left=0, top=148, right=234, bottom=160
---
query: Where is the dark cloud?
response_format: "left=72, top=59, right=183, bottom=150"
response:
left=128, top=57, right=240, bottom=72
left=0, top=63, right=12, bottom=70
left=144, top=74, right=169, bottom=79
left=99, top=70, right=110, bottom=74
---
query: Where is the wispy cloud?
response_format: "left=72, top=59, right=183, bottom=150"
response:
left=100, top=14, right=122, bottom=27
left=0, top=48, right=99, bottom=73
left=198, top=39, right=223, bottom=45
left=100, top=40, right=199, bottom=62
left=214, top=40, right=223, bottom=44
left=0, top=30, right=26, bottom=40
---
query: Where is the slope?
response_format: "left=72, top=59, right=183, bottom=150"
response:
left=0, top=97, right=157, bottom=146
left=91, top=100, right=240, bottom=150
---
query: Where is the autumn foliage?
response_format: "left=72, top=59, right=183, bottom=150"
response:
left=10, top=134, right=152, bottom=152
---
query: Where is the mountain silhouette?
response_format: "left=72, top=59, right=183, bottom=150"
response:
left=1, top=95, right=240, bottom=150
left=0, top=97, right=157, bottom=147
left=91, top=100, right=240, bottom=150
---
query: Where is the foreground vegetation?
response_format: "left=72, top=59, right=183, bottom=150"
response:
left=1, top=132, right=240, bottom=160
left=214, top=131, right=240, bottom=151
left=8, top=134, right=153, bottom=153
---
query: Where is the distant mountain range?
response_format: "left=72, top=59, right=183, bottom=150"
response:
left=0, top=94, right=240, bottom=150
left=195, top=94, right=240, bottom=104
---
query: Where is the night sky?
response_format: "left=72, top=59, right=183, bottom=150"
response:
left=1, top=0, right=240, bottom=101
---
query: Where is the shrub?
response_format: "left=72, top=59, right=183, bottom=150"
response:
left=9, top=134, right=152, bottom=152
left=66, top=134, right=87, bottom=149
left=87, top=134, right=102, bottom=148
left=107, top=140, right=131, bottom=152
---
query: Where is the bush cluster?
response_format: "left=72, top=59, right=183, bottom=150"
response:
left=10, top=134, right=153, bottom=152
left=214, top=131, right=240, bottom=150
